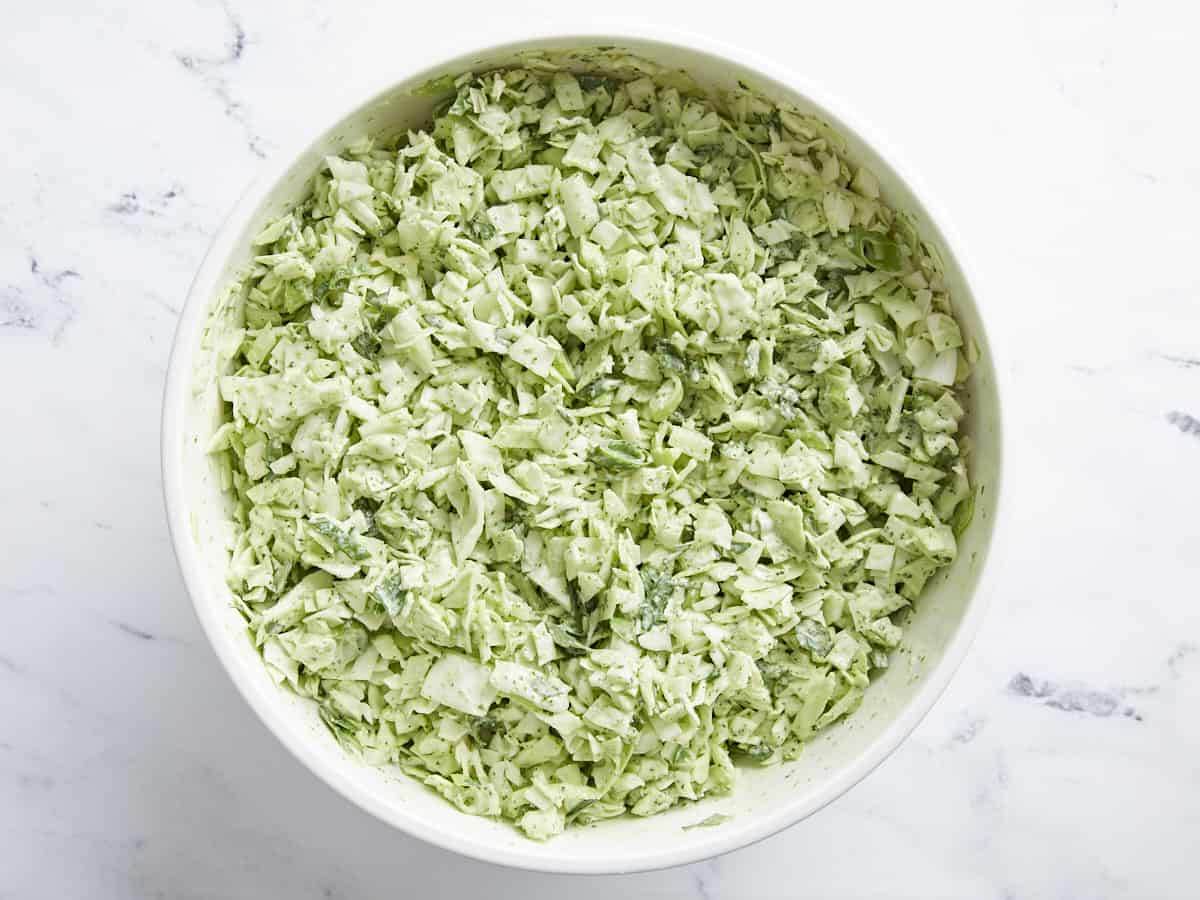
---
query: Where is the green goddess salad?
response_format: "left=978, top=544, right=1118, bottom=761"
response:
left=206, top=64, right=974, bottom=839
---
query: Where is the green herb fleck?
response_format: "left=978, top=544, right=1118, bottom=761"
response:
left=471, top=715, right=500, bottom=745
left=351, top=330, right=382, bottom=359
left=566, top=799, right=596, bottom=824
left=590, top=440, right=650, bottom=470
left=794, top=619, right=833, bottom=658
left=464, top=218, right=496, bottom=242
left=654, top=340, right=688, bottom=376
left=639, top=566, right=678, bottom=631
left=682, top=813, right=732, bottom=830
left=370, top=571, right=407, bottom=616
left=844, top=229, right=905, bottom=273
left=576, top=377, right=622, bottom=402
left=310, top=516, right=370, bottom=561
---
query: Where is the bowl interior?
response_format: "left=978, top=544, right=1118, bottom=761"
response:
left=167, top=35, right=1001, bottom=873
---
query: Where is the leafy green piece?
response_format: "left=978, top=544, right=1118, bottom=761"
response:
left=589, top=440, right=650, bottom=470
left=309, top=516, right=369, bottom=561
left=370, top=571, right=406, bottom=616
left=471, top=715, right=500, bottom=745
left=364, top=293, right=399, bottom=330
left=351, top=330, right=382, bottom=359
left=565, top=799, right=596, bottom=824
left=654, top=340, right=688, bottom=376
left=578, top=74, right=616, bottom=92
left=744, top=745, right=773, bottom=763
left=682, top=813, right=732, bottom=830
left=576, top=377, right=623, bottom=402
left=313, top=268, right=353, bottom=304
left=952, top=490, right=976, bottom=538
left=351, top=293, right=399, bottom=359
left=353, top=497, right=382, bottom=538
left=464, top=218, right=496, bottom=242
left=794, top=619, right=833, bottom=658
left=844, top=229, right=905, bottom=272
left=547, top=621, right=591, bottom=656
left=639, top=567, right=677, bottom=631
left=318, top=704, right=358, bottom=745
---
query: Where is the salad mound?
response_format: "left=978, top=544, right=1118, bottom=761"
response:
left=208, top=66, right=973, bottom=839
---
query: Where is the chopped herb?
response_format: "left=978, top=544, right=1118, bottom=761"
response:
left=353, top=497, right=382, bottom=538
left=370, top=571, right=406, bottom=616
left=590, top=440, right=650, bottom=470
left=578, top=75, right=617, bottom=92
left=309, top=516, right=369, bottom=561
left=471, top=715, right=500, bottom=745
left=547, top=621, right=591, bottom=656
left=794, top=619, right=833, bottom=658
left=351, top=330, right=382, bottom=359
left=654, top=339, right=688, bottom=376
left=745, top=744, right=774, bottom=762
left=639, top=566, right=677, bottom=631
left=576, top=377, right=623, bottom=402
left=364, top=292, right=400, bottom=330
left=682, top=813, right=732, bottom=830
left=318, top=704, right=358, bottom=744
left=463, top=218, right=496, bottom=242
left=313, top=268, right=353, bottom=304
left=844, top=229, right=905, bottom=272
left=952, top=490, right=975, bottom=538
left=565, top=799, right=596, bottom=824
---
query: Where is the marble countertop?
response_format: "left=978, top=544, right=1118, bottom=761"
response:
left=3, top=0, right=1197, bottom=896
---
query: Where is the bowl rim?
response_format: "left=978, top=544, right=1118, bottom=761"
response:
left=162, top=24, right=1005, bottom=875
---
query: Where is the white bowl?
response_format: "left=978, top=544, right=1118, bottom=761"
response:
left=162, top=30, right=1003, bottom=874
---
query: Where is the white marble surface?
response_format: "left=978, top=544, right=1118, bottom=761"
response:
left=3, top=0, right=1198, bottom=896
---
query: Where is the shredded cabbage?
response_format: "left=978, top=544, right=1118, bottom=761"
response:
left=208, top=66, right=973, bottom=840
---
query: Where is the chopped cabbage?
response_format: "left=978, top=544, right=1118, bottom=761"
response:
left=208, top=65, right=973, bottom=839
